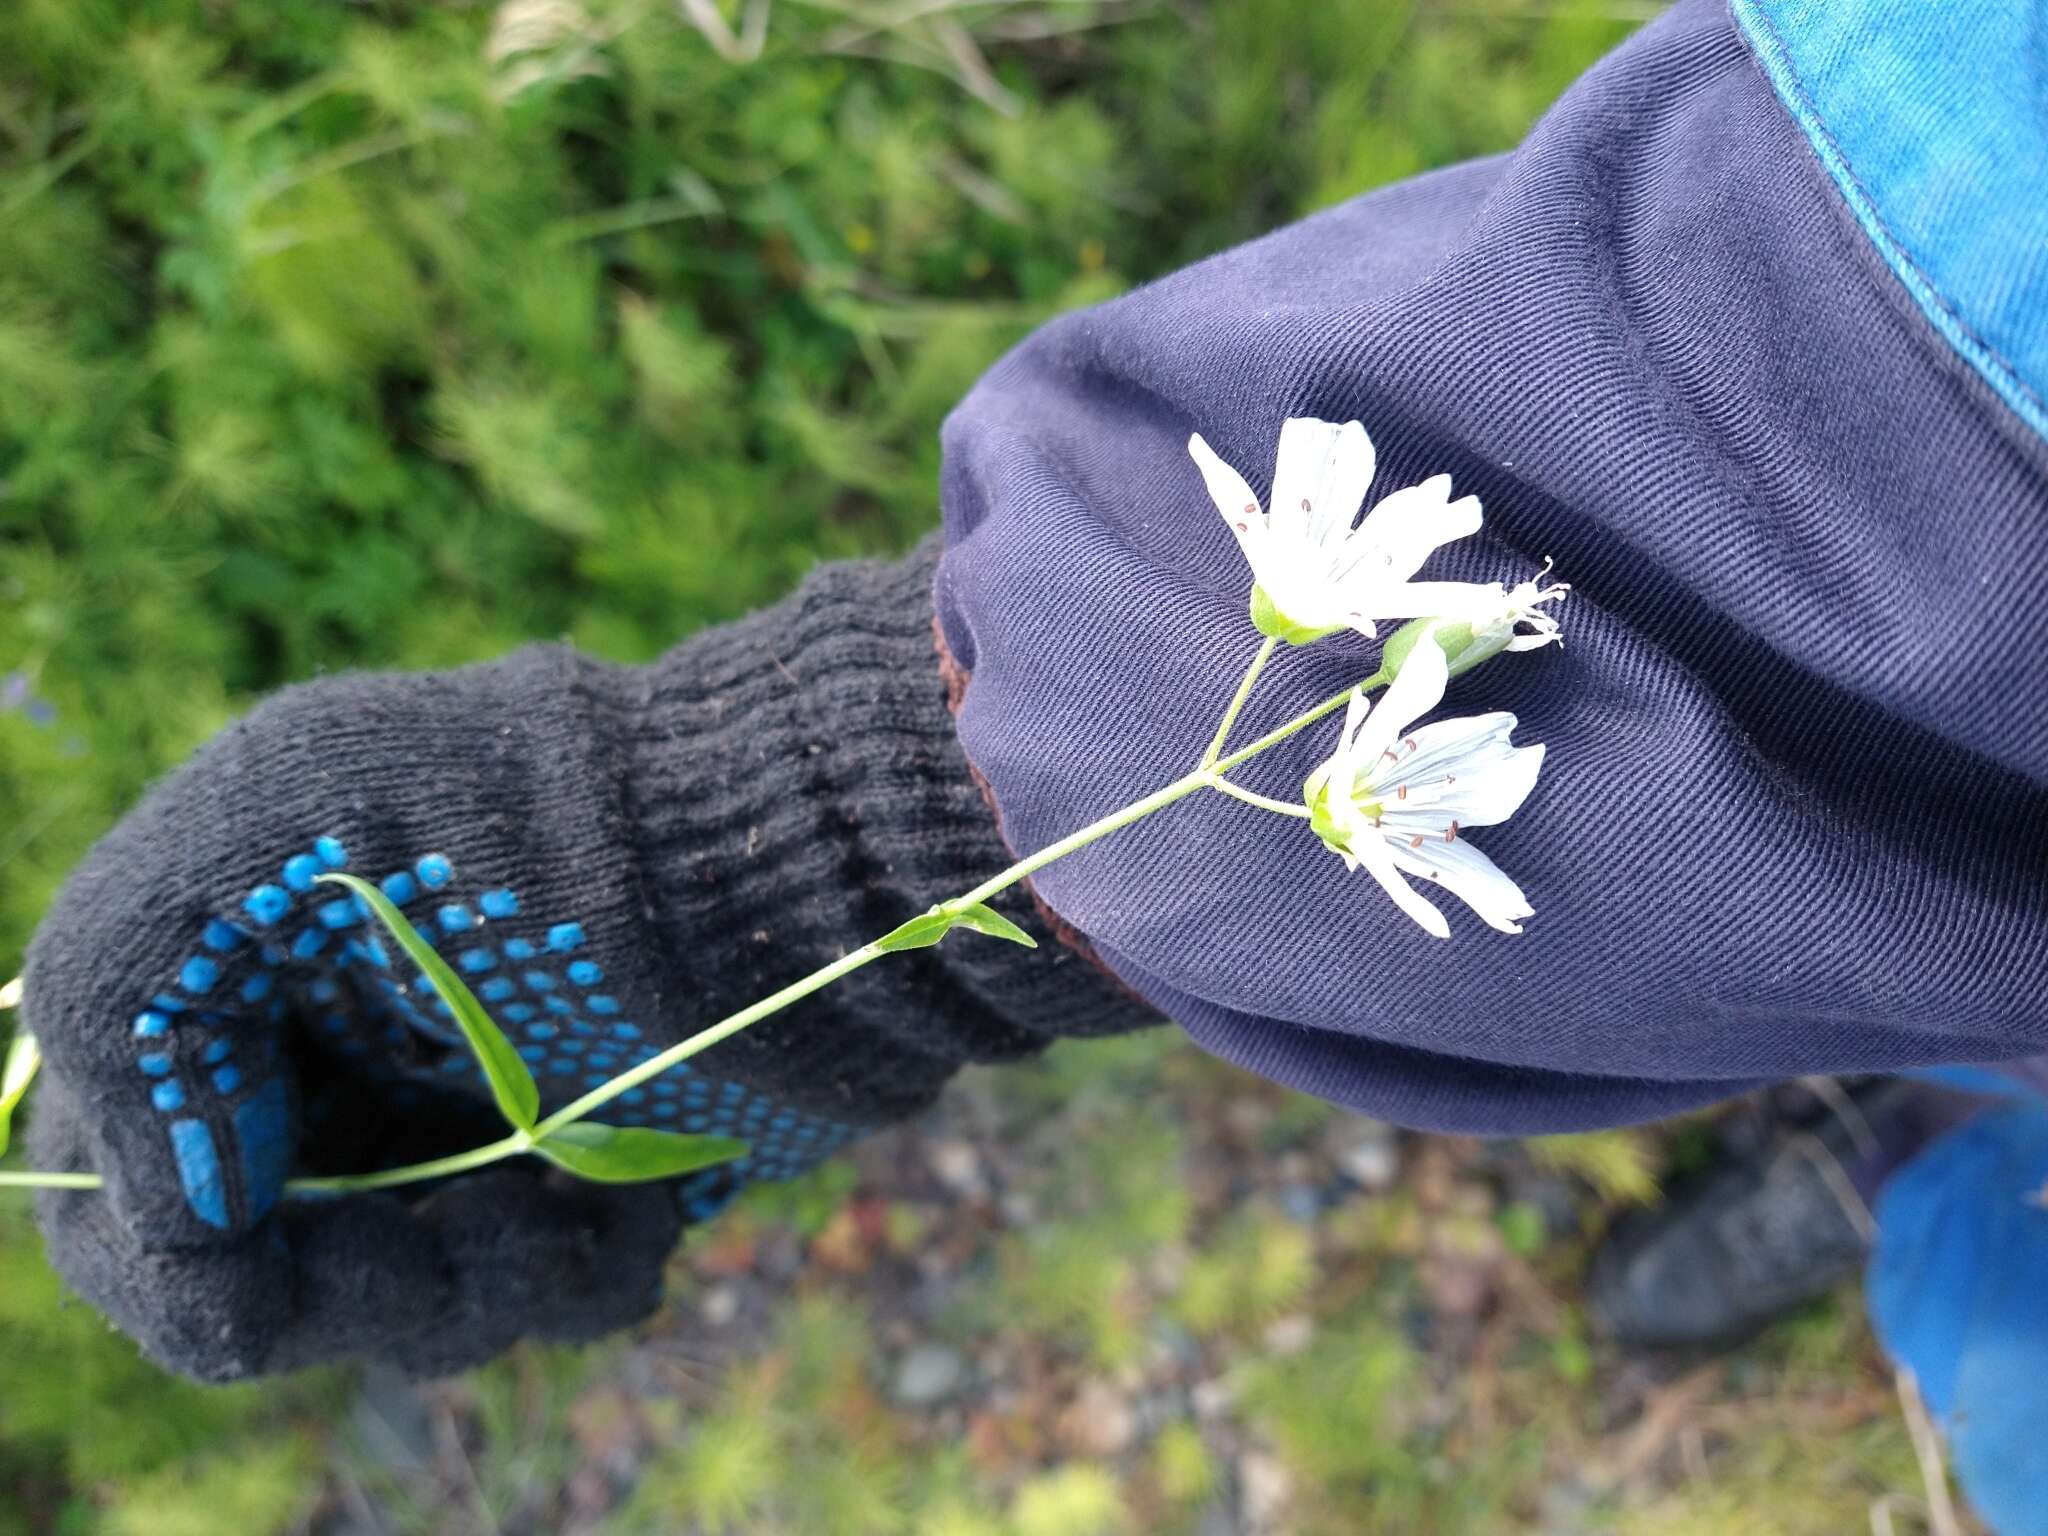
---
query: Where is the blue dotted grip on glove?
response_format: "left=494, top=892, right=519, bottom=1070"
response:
left=131, top=835, right=853, bottom=1230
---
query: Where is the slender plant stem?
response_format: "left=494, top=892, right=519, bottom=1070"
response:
left=923, top=666, right=1389, bottom=916
left=948, top=769, right=1214, bottom=911
left=533, top=943, right=886, bottom=1138
left=0, top=662, right=1394, bottom=1197
left=1211, top=669, right=1385, bottom=774
left=0, top=1170, right=100, bottom=1190
left=0, top=1136, right=536, bottom=1196
left=284, top=1132, right=530, bottom=1195
left=1204, top=777, right=1310, bottom=817
left=1201, top=636, right=1277, bottom=767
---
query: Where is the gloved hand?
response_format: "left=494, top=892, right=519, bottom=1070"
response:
left=21, top=542, right=1153, bottom=1382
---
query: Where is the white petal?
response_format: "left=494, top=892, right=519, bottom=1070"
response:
left=1257, top=560, right=1356, bottom=634
left=1343, top=638, right=1458, bottom=794
left=1351, top=828, right=1450, bottom=938
left=1350, top=629, right=1450, bottom=767
left=1368, top=727, right=1505, bottom=806
left=1415, top=742, right=1544, bottom=828
left=1188, top=433, right=1268, bottom=562
left=1387, top=834, right=1533, bottom=934
left=1359, top=579, right=1508, bottom=622
left=1318, top=686, right=1372, bottom=791
left=1271, top=418, right=1375, bottom=548
left=1345, top=476, right=1483, bottom=582
left=1340, top=684, right=1372, bottom=746
left=1384, top=741, right=1540, bottom=831
left=1380, top=711, right=1518, bottom=783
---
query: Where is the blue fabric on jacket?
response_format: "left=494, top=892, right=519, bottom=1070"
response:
left=934, top=0, right=2048, bottom=1134
left=1732, top=0, right=2048, bottom=444
left=1869, top=1101, right=2048, bottom=1536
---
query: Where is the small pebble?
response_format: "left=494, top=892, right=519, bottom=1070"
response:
left=1056, top=1379, right=1136, bottom=1457
left=1238, top=1451, right=1294, bottom=1532
left=1328, top=1118, right=1402, bottom=1191
left=893, top=1343, right=966, bottom=1407
left=700, top=1286, right=739, bottom=1328
left=1262, top=1314, right=1313, bottom=1355
left=926, top=1139, right=984, bottom=1195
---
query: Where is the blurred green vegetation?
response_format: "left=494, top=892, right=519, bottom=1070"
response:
left=328, top=1038, right=1935, bottom=1536
left=0, top=3, right=1927, bottom=1534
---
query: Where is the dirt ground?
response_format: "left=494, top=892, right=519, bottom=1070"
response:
left=319, top=1034, right=1970, bottom=1536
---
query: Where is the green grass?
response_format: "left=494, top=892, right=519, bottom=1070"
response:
left=388, top=1041, right=1941, bottom=1536
left=3, top=3, right=1941, bottom=1532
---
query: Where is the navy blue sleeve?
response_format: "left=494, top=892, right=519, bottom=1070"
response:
left=932, top=0, right=2048, bottom=1133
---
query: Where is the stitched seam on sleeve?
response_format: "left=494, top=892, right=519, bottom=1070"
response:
left=1730, top=0, right=2048, bottom=442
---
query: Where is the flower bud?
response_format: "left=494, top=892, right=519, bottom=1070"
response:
left=1378, top=615, right=1482, bottom=681
left=1378, top=565, right=1568, bottom=680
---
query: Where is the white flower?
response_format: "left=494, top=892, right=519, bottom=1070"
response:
left=1302, top=634, right=1545, bottom=938
left=1188, top=417, right=1499, bottom=642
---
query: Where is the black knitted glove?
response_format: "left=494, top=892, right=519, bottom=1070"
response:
left=21, top=541, right=1153, bottom=1382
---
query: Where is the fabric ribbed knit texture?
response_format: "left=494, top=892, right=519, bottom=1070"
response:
left=934, top=0, right=2048, bottom=1133
left=24, top=538, right=1152, bottom=1381
left=614, top=541, right=1149, bottom=1127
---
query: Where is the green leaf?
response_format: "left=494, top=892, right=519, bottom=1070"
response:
left=877, top=903, right=1038, bottom=953
left=950, top=902, right=1037, bottom=948
left=316, top=872, right=540, bottom=1130
left=0, top=1031, right=40, bottom=1159
left=874, top=909, right=955, bottom=953
left=535, top=1122, right=748, bottom=1184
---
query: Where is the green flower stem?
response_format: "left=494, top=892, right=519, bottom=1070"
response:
left=0, top=663, right=1393, bottom=1198
left=283, top=1131, right=531, bottom=1194
left=1201, top=635, right=1278, bottom=767
left=936, top=667, right=1389, bottom=915
left=1204, top=777, right=1310, bottom=817
left=0, top=1136, right=535, bottom=1196
left=947, top=771, right=1215, bottom=911
left=0, top=1170, right=100, bottom=1190
left=1211, top=668, right=1386, bottom=773
left=530, top=942, right=888, bottom=1140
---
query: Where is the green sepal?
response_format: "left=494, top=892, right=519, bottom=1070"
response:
left=0, top=1031, right=41, bottom=1159
left=1250, top=585, right=1341, bottom=648
left=317, top=872, right=542, bottom=1131
left=875, top=908, right=956, bottom=952
left=949, top=902, right=1037, bottom=949
left=1302, top=770, right=1347, bottom=858
left=535, top=1121, right=749, bottom=1184
left=1379, top=616, right=1502, bottom=680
